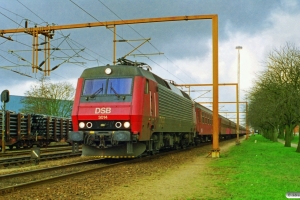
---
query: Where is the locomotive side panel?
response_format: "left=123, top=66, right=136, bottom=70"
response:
left=156, top=85, right=194, bottom=133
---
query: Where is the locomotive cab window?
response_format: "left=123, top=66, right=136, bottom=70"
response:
left=82, top=78, right=133, bottom=96
left=107, top=78, right=132, bottom=95
left=82, top=79, right=107, bottom=96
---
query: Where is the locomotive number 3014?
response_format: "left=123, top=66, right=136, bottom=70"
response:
left=95, top=107, right=111, bottom=114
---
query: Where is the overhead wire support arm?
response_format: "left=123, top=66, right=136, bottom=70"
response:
left=0, top=15, right=217, bottom=34
left=0, top=14, right=217, bottom=76
left=121, top=38, right=150, bottom=59
left=0, top=34, right=13, bottom=41
left=129, top=52, right=164, bottom=57
left=114, top=38, right=150, bottom=42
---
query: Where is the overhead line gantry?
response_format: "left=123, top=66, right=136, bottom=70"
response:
left=1, top=14, right=220, bottom=157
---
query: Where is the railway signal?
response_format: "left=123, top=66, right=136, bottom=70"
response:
left=1, top=90, right=9, bottom=153
left=1, top=90, right=9, bottom=103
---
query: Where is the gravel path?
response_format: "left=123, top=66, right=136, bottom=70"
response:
left=1, top=139, right=238, bottom=200
left=278, top=139, right=297, bottom=148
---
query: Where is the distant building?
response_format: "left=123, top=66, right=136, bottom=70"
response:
left=1, top=95, right=25, bottom=113
left=1, top=95, right=73, bottom=117
left=294, top=125, right=299, bottom=136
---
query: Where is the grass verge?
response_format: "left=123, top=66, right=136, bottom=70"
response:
left=209, top=135, right=300, bottom=200
left=292, top=135, right=299, bottom=144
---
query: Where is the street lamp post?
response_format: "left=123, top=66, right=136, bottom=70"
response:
left=236, top=46, right=242, bottom=144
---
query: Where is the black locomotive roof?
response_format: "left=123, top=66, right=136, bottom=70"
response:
left=80, top=64, right=144, bottom=78
left=80, top=61, right=191, bottom=100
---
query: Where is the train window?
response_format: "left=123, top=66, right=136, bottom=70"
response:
left=82, top=79, right=107, bottom=95
left=107, top=78, right=132, bottom=95
left=145, top=79, right=149, bottom=94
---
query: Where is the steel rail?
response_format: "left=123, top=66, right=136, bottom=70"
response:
left=0, top=158, right=102, bottom=180
left=0, top=159, right=128, bottom=195
left=0, top=151, right=81, bottom=166
left=0, top=137, right=238, bottom=195
left=0, top=146, right=76, bottom=158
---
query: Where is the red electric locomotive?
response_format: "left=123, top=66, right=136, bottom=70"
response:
left=69, top=58, right=245, bottom=158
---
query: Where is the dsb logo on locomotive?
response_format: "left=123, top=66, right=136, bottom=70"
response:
left=95, top=107, right=112, bottom=114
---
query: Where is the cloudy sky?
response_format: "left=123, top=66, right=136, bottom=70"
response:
left=1, top=0, right=300, bottom=122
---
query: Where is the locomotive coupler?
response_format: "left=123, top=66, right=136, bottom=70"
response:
left=99, top=135, right=105, bottom=148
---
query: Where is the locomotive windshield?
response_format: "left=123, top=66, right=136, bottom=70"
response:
left=107, top=78, right=132, bottom=95
left=82, top=78, right=133, bottom=96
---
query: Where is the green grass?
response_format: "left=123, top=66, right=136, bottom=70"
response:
left=292, top=135, right=299, bottom=144
left=209, top=135, right=300, bottom=200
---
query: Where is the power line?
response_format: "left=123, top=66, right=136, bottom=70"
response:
left=65, top=35, right=110, bottom=64
left=0, top=10, right=23, bottom=27
left=69, top=0, right=188, bottom=83
left=2, top=3, right=109, bottom=72
left=97, top=0, right=198, bottom=84
left=17, top=0, right=46, bottom=23
left=64, top=37, right=102, bottom=65
left=0, top=7, right=80, bottom=78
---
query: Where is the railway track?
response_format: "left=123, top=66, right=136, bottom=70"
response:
left=0, top=145, right=79, bottom=159
left=0, top=158, right=126, bottom=195
left=0, top=138, right=238, bottom=197
left=0, top=140, right=217, bottom=195
left=0, top=150, right=82, bottom=167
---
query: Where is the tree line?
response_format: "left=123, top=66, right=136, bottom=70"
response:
left=21, top=77, right=74, bottom=118
left=247, top=43, right=300, bottom=152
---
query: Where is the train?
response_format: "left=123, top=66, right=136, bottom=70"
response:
left=68, top=58, right=246, bottom=158
left=0, top=111, right=72, bottom=150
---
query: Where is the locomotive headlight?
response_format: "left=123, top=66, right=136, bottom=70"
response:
left=105, top=68, right=112, bottom=75
left=86, top=122, right=93, bottom=128
left=79, top=122, right=85, bottom=128
left=124, top=122, right=130, bottom=128
left=115, top=122, right=122, bottom=128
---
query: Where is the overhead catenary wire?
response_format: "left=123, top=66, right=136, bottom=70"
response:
left=0, top=3, right=110, bottom=77
left=17, top=0, right=102, bottom=70
left=64, top=33, right=110, bottom=65
left=3, top=2, right=200, bottom=85
left=64, top=34, right=104, bottom=65
left=0, top=5, right=89, bottom=79
left=97, top=0, right=199, bottom=84
left=16, top=0, right=45, bottom=23
left=69, top=0, right=189, bottom=84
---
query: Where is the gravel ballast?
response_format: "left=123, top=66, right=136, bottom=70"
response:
left=1, top=139, right=238, bottom=200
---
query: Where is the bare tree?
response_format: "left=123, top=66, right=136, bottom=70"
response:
left=21, top=76, right=75, bottom=118
left=247, top=43, right=300, bottom=152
